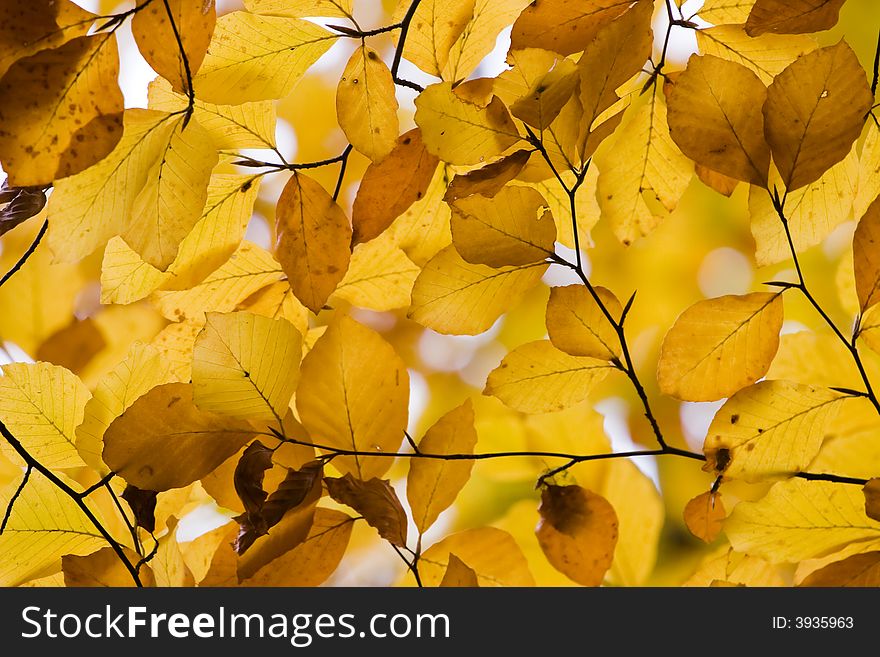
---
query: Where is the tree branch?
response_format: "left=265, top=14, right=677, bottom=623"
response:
left=162, top=0, right=195, bottom=127
left=390, top=0, right=425, bottom=92
left=872, top=24, right=880, bottom=96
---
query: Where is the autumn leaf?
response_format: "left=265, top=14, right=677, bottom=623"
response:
left=684, top=491, right=726, bottom=543
left=546, top=285, right=622, bottom=360
left=440, top=554, right=479, bottom=587
left=667, top=55, right=770, bottom=185
left=763, top=41, right=872, bottom=191
left=510, top=0, right=633, bottom=56
left=0, top=34, right=123, bottom=186
left=799, top=551, right=880, bottom=587
left=351, top=129, right=438, bottom=245
left=103, top=382, right=256, bottom=491
left=325, top=474, right=408, bottom=547
left=418, top=527, right=535, bottom=586
left=63, top=546, right=154, bottom=587
left=407, top=399, right=478, bottom=534
left=296, top=315, right=409, bottom=479
left=745, top=0, right=847, bottom=36
left=656, top=292, right=784, bottom=402
left=853, top=196, right=880, bottom=313
left=450, top=186, right=556, bottom=267
left=536, top=484, right=619, bottom=586
left=132, top=0, right=215, bottom=94
left=865, top=479, right=880, bottom=522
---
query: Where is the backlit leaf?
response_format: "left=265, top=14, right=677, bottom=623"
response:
left=546, top=284, right=622, bottom=360
left=667, top=54, right=770, bottom=185
left=103, top=382, right=255, bottom=491
left=484, top=340, right=613, bottom=413
left=296, top=315, right=409, bottom=480
left=332, top=234, right=420, bottom=312
left=764, top=41, right=872, bottom=191
left=745, top=0, right=846, bottom=36
left=440, top=554, right=479, bottom=587
left=192, top=311, right=302, bottom=422
left=418, top=527, right=534, bottom=586
left=275, top=172, right=351, bottom=313
left=326, top=474, right=408, bottom=547
left=510, top=0, right=633, bottom=56
left=853, top=196, right=880, bottom=313
left=799, top=551, right=880, bottom=586
left=407, top=399, right=478, bottom=533
left=536, top=484, right=619, bottom=586
left=409, top=246, right=547, bottom=335
left=684, top=491, right=726, bottom=543
left=656, top=292, right=784, bottom=402
left=63, top=546, right=153, bottom=587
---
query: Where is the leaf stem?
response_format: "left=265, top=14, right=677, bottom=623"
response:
left=0, top=218, right=48, bottom=290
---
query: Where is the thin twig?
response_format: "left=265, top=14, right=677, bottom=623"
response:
left=0, top=465, right=32, bottom=534
left=333, top=144, right=354, bottom=201
left=871, top=25, right=880, bottom=96
left=162, top=0, right=195, bottom=127
left=390, top=0, right=425, bottom=92
left=0, top=218, right=48, bottom=289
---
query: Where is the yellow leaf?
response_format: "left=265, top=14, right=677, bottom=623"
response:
left=576, top=0, right=653, bottom=134
left=352, top=129, right=439, bottom=245
left=726, top=478, right=880, bottom=562
left=192, top=311, right=302, bottom=422
left=656, top=292, right=784, bottom=402
left=514, top=170, right=599, bottom=251
left=332, top=234, right=420, bottom=312
left=102, top=174, right=261, bottom=303
left=0, top=362, right=89, bottom=471
left=698, top=0, right=755, bottom=25
left=193, top=12, right=334, bottom=103
left=336, top=45, right=398, bottom=162
left=749, top=145, right=857, bottom=265
left=46, top=109, right=178, bottom=264
left=63, top=546, right=154, bottom=587
left=853, top=196, right=880, bottom=313
left=495, top=48, right=571, bottom=117
left=510, top=0, right=632, bottom=56
left=684, top=491, right=727, bottom=543
left=667, top=54, right=770, bottom=185
left=414, top=82, right=522, bottom=165
left=0, top=472, right=107, bottom=586
left=103, top=382, right=255, bottom=491
left=296, top=315, right=409, bottom=480
left=799, top=551, right=880, bottom=586
left=595, top=86, right=692, bottom=245
left=396, top=0, right=475, bottom=78
left=132, top=0, right=215, bottom=93
left=684, top=545, right=785, bottom=586
left=152, top=242, right=283, bottom=322
left=0, top=34, right=123, bottom=186
left=439, top=553, right=479, bottom=587
left=764, top=42, right=872, bottom=191
left=148, top=78, right=276, bottom=150
left=855, top=123, right=880, bottom=219
left=745, top=0, right=846, bottom=36
left=0, top=0, right=95, bottom=79
left=484, top=340, right=613, bottom=413
left=444, top=0, right=532, bottom=82
left=695, top=25, right=815, bottom=85
left=536, top=484, right=618, bottom=586
left=407, top=399, right=478, bottom=533
left=245, top=0, right=354, bottom=18
left=450, top=186, right=555, bottom=267
left=275, top=173, right=351, bottom=313
left=704, top=381, right=848, bottom=481
left=125, top=117, right=218, bottom=270
left=76, top=343, right=175, bottom=476
left=150, top=320, right=204, bottom=382
left=409, top=246, right=547, bottom=335
left=236, top=281, right=310, bottom=336
left=418, top=527, right=535, bottom=586
left=546, top=284, right=621, bottom=360
left=388, top=164, right=452, bottom=266
left=151, top=517, right=195, bottom=587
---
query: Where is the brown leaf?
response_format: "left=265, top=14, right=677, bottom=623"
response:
left=443, top=149, right=531, bottom=203
left=352, top=128, right=439, bottom=245
left=0, top=182, right=47, bottom=235
left=326, top=474, right=408, bottom=547
left=536, top=484, right=618, bottom=586
left=683, top=491, right=726, bottom=543
left=63, top=546, right=154, bottom=587
left=695, top=164, right=739, bottom=197
left=232, top=440, right=275, bottom=531
left=236, top=502, right=318, bottom=579
left=234, top=459, right=324, bottom=555
left=439, top=553, right=479, bottom=587
left=799, top=551, right=880, bottom=586
left=865, top=478, right=880, bottom=522
left=511, top=0, right=633, bottom=56
left=745, top=0, right=846, bottom=37
left=121, top=484, right=158, bottom=534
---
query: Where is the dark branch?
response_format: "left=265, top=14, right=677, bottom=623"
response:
left=0, top=464, right=32, bottom=534
left=162, top=0, right=196, bottom=127
left=333, top=144, right=354, bottom=202
left=0, top=218, right=48, bottom=290
left=872, top=24, right=880, bottom=96
left=329, top=22, right=403, bottom=38
left=391, top=0, right=425, bottom=92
